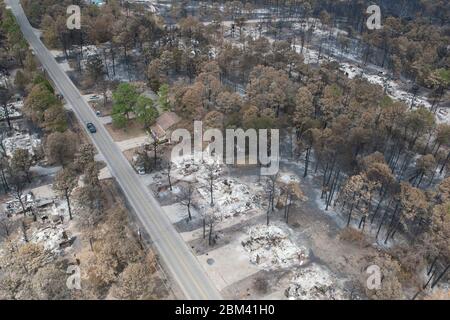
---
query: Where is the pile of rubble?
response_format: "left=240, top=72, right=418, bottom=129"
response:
left=0, top=74, right=9, bottom=87
left=30, top=224, right=72, bottom=254
left=22, top=198, right=73, bottom=253
left=172, top=155, right=264, bottom=218
left=3, top=192, right=35, bottom=215
left=242, top=225, right=308, bottom=269
left=197, top=178, right=262, bottom=219
left=2, top=131, right=41, bottom=158
left=171, top=154, right=222, bottom=184
left=0, top=101, right=23, bottom=120
left=2, top=187, right=58, bottom=216
left=286, top=264, right=346, bottom=300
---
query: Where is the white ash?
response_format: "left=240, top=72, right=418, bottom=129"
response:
left=339, top=62, right=433, bottom=110
left=196, top=178, right=263, bottom=219
left=0, top=101, right=23, bottom=120
left=2, top=192, right=35, bottom=215
left=242, top=224, right=308, bottom=269
left=286, top=264, right=346, bottom=300
left=30, top=224, right=67, bottom=254
left=172, top=155, right=265, bottom=218
left=2, top=131, right=41, bottom=158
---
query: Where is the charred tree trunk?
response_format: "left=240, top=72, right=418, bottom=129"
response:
left=65, top=189, right=72, bottom=220
left=21, top=221, right=28, bottom=242
left=439, top=152, right=449, bottom=174
left=203, top=218, right=206, bottom=239
left=347, top=201, right=355, bottom=227
left=208, top=221, right=214, bottom=246
left=371, top=189, right=387, bottom=224
left=431, top=264, right=450, bottom=289
left=376, top=200, right=394, bottom=240
left=304, top=147, right=311, bottom=177
left=427, top=256, right=439, bottom=276
left=326, top=170, right=340, bottom=210
left=2, top=104, right=11, bottom=128
left=167, top=164, right=172, bottom=191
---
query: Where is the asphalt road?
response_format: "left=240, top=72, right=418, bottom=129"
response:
left=6, top=0, right=222, bottom=300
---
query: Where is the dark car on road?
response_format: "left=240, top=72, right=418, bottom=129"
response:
left=86, top=122, right=97, bottom=133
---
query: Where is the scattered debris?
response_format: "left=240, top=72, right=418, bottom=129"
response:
left=0, top=101, right=23, bottom=120
left=339, top=62, right=434, bottom=112
left=2, top=185, right=59, bottom=216
left=171, top=155, right=264, bottom=218
left=242, top=224, right=308, bottom=269
left=3, top=192, right=35, bottom=215
left=197, top=178, right=262, bottom=219
left=171, top=154, right=221, bottom=183
left=30, top=224, right=73, bottom=254
left=286, top=264, right=346, bottom=300
left=2, top=131, right=41, bottom=158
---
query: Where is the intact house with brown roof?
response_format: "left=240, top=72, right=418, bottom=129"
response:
left=150, top=111, right=181, bottom=142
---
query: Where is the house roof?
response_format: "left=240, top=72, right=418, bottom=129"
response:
left=150, top=123, right=166, bottom=139
left=156, top=112, right=181, bottom=131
